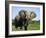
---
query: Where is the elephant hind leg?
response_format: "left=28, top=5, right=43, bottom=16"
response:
left=20, top=26, right=22, bottom=30
left=15, top=26, right=18, bottom=30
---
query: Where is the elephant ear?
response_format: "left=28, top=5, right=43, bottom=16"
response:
left=15, top=15, right=20, bottom=21
left=30, top=12, right=36, bottom=19
left=19, top=10, right=27, bottom=16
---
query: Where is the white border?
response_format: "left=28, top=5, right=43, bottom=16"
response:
left=9, top=4, right=43, bottom=35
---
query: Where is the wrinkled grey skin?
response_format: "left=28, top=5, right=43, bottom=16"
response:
left=25, top=11, right=36, bottom=25
left=15, top=10, right=36, bottom=30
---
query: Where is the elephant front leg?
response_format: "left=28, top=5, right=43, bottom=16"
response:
left=24, top=26, right=27, bottom=30
left=24, top=19, right=28, bottom=30
left=24, top=23, right=28, bottom=30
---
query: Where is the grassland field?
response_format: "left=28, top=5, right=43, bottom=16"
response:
left=12, top=21, right=40, bottom=31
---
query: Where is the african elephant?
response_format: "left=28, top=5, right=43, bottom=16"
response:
left=14, top=10, right=27, bottom=30
left=24, top=11, right=36, bottom=30
left=14, top=10, right=36, bottom=30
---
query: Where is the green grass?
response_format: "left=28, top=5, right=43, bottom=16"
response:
left=12, top=21, right=40, bottom=31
